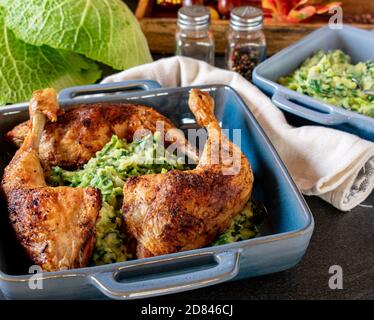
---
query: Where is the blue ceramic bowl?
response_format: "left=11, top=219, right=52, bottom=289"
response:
left=0, top=81, right=314, bottom=299
left=253, top=25, right=374, bottom=142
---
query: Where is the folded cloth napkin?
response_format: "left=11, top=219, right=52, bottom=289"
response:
left=102, top=56, right=374, bottom=211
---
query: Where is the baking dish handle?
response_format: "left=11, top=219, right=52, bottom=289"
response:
left=272, top=90, right=349, bottom=125
left=90, top=250, right=240, bottom=300
left=58, top=80, right=162, bottom=103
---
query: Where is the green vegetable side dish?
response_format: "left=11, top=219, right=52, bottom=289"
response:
left=278, top=50, right=374, bottom=118
left=50, top=133, right=265, bottom=265
left=212, top=201, right=265, bottom=246
left=50, top=133, right=187, bottom=265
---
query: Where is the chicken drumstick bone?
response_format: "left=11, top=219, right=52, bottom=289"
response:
left=1, top=89, right=101, bottom=271
left=122, top=89, right=254, bottom=258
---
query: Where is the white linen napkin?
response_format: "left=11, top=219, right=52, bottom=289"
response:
left=102, top=56, right=374, bottom=211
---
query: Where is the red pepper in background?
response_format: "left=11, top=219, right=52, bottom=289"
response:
left=217, top=0, right=242, bottom=18
left=262, top=0, right=342, bottom=23
left=156, top=1, right=253, bottom=19
left=183, top=0, right=205, bottom=5
left=156, top=0, right=183, bottom=8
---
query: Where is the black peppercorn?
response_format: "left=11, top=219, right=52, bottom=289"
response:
left=226, top=6, right=267, bottom=81
left=230, top=46, right=264, bottom=81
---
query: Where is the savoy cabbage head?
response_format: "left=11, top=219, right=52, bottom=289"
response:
left=0, top=0, right=152, bottom=105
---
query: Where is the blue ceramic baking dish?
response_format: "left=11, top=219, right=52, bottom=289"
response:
left=253, top=25, right=374, bottom=142
left=0, top=81, right=314, bottom=300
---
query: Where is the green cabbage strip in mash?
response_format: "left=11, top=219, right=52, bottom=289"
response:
left=211, top=201, right=265, bottom=246
left=279, top=50, right=374, bottom=118
left=50, top=133, right=264, bottom=265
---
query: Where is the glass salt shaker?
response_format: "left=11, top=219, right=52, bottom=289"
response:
left=226, top=6, right=266, bottom=81
left=175, top=5, right=215, bottom=65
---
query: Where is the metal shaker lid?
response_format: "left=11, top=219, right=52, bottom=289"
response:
left=230, top=6, right=264, bottom=31
left=178, top=5, right=211, bottom=30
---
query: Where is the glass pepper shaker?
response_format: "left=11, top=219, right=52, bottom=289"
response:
left=226, top=6, right=266, bottom=81
left=175, top=5, right=215, bottom=65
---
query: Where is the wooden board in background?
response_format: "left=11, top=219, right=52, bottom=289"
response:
left=339, top=0, right=374, bottom=15
left=140, top=18, right=373, bottom=55
left=136, top=0, right=374, bottom=55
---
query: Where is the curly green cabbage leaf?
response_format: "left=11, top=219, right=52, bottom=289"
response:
left=0, top=7, right=101, bottom=105
left=2, top=0, right=152, bottom=70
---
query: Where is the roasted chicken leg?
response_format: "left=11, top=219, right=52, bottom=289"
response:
left=7, top=103, right=198, bottom=169
left=122, top=89, right=254, bottom=258
left=1, top=89, right=101, bottom=271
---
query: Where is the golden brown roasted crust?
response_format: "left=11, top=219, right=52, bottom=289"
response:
left=6, top=121, right=30, bottom=147
left=123, top=166, right=253, bottom=258
left=6, top=103, right=178, bottom=169
left=2, top=89, right=102, bottom=272
left=122, top=90, right=254, bottom=258
left=6, top=186, right=101, bottom=271
left=30, top=88, right=59, bottom=122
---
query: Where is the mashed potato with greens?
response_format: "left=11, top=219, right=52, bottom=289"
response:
left=50, top=133, right=264, bottom=265
left=279, top=50, right=374, bottom=118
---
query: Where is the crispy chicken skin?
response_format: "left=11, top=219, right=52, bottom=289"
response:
left=1, top=89, right=101, bottom=271
left=122, top=89, right=254, bottom=258
left=7, top=103, right=197, bottom=169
